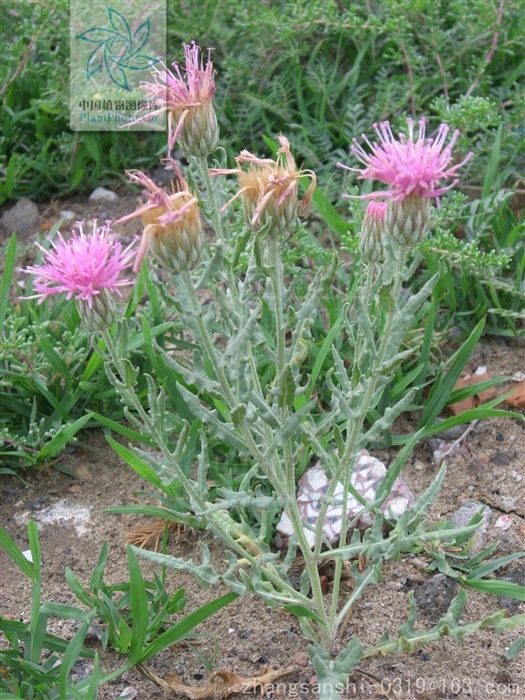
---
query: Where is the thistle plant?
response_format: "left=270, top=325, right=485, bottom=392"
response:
left=23, top=45, right=525, bottom=700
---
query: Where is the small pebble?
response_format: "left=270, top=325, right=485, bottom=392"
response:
left=293, top=653, right=309, bottom=667
left=495, top=515, right=512, bottom=530
left=89, top=187, right=119, bottom=203
left=118, top=688, right=137, bottom=699
left=251, top=653, right=268, bottom=664
left=59, top=210, right=77, bottom=221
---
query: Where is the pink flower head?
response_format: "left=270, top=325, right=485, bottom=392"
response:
left=140, top=41, right=217, bottom=155
left=339, top=119, right=473, bottom=205
left=23, top=220, right=136, bottom=308
left=364, top=200, right=387, bottom=226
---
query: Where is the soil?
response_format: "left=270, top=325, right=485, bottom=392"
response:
left=1, top=192, right=525, bottom=700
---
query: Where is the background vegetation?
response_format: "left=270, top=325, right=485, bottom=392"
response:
left=1, top=0, right=524, bottom=203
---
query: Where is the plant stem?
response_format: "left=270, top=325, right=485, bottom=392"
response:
left=197, top=155, right=225, bottom=243
left=319, top=245, right=409, bottom=644
left=265, top=230, right=330, bottom=640
left=100, top=327, right=308, bottom=604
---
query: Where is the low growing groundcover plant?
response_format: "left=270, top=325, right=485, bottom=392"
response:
left=19, top=42, right=525, bottom=699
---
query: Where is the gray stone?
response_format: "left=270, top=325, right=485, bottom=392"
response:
left=89, top=187, right=119, bottom=203
left=451, top=502, right=492, bottom=554
left=414, top=574, right=459, bottom=621
left=497, top=564, right=525, bottom=615
left=69, top=659, right=94, bottom=683
left=1, top=198, right=39, bottom=238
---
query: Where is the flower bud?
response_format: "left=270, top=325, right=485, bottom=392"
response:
left=145, top=198, right=203, bottom=275
left=116, top=163, right=203, bottom=274
left=359, top=201, right=387, bottom=262
left=177, top=96, right=219, bottom=159
left=210, top=135, right=316, bottom=236
left=77, top=288, right=117, bottom=330
left=386, top=194, right=431, bottom=247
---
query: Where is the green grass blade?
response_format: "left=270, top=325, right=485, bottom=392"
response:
left=0, top=526, right=37, bottom=581
left=127, top=545, right=149, bottom=664
left=459, top=577, right=525, bottom=599
left=106, top=436, right=165, bottom=492
left=82, top=652, right=100, bottom=697
left=36, top=413, right=91, bottom=462
left=89, top=541, right=109, bottom=591
left=65, top=567, right=92, bottom=607
left=59, top=620, right=89, bottom=697
left=38, top=337, right=72, bottom=390
left=417, top=318, right=485, bottom=429
left=0, top=233, right=16, bottom=335
left=466, top=551, right=525, bottom=580
left=414, top=298, right=436, bottom=404
left=503, top=637, right=525, bottom=661
left=386, top=406, right=523, bottom=447
left=137, top=592, right=238, bottom=664
left=297, top=311, right=343, bottom=409
left=482, top=124, right=502, bottom=198
left=40, top=602, right=90, bottom=622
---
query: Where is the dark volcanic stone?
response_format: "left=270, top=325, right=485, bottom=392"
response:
left=414, top=574, right=459, bottom=621
left=489, top=451, right=516, bottom=466
left=498, top=564, right=525, bottom=614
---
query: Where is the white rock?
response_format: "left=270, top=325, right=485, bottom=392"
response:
left=14, top=499, right=92, bottom=536
left=495, top=515, right=512, bottom=530
left=59, top=210, right=78, bottom=221
left=89, top=187, right=119, bottom=203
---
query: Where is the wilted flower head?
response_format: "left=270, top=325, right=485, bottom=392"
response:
left=210, top=135, right=316, bottom=235
left=116, top=160, right=202, bottom=274
left=339, top=118, right=473, bottom=205
left=141, top=41, right=218, bottom=157
left=22, top=221, right=136, bottom=330
left=359, top=201, right=387, bottom=263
